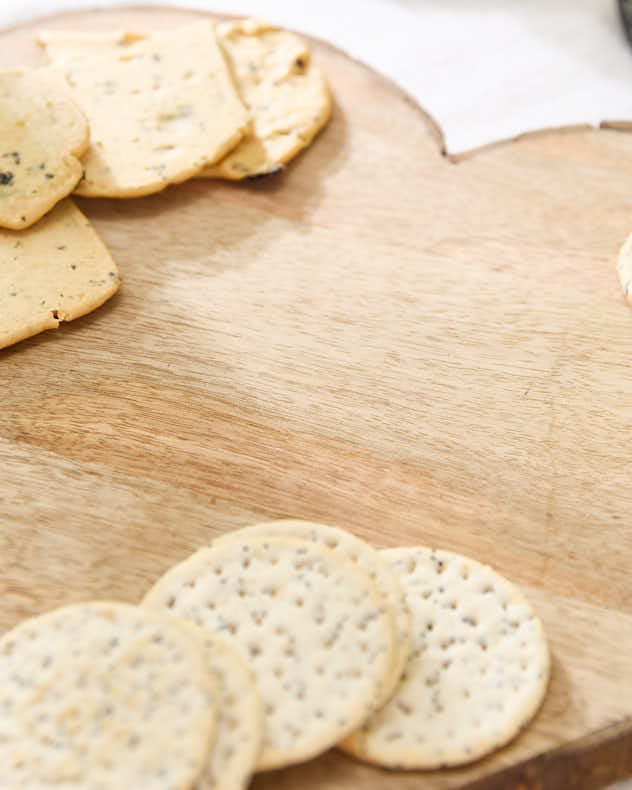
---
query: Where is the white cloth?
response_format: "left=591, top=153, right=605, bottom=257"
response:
left=3, top=0, right=632, bottom=154
left=2, top=1, right=631, bottom=785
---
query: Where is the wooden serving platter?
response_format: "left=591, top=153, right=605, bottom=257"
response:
left=2, top=7, right=632, bottom=789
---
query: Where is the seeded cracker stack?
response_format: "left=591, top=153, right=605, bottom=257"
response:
left=0, top=521, right=550, bottom=785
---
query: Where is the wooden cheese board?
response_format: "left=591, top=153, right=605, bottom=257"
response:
left=2, top=7, right=632, bottom=789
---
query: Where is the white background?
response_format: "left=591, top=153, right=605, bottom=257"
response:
left=3, top=0, right=632, bottom=153
left=3, top=2, right=632, bottom=786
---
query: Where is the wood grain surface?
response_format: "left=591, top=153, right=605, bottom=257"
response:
left=2, top=7, right=632, bottom=790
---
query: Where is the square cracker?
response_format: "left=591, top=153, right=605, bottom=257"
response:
left=0, top=198, right=120, bottom=350
left=0, top=69, right=89, bottom=230
left=39, top=22, right=250, bottom=198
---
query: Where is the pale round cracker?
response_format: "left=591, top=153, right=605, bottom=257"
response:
left=0, top=602, right=218, bottom=789
left=38, top=22, right=249, bottom=198
left=173, top=623, right=263, bottom=790
left=617, top=231, right=632, bottom=305
left=202, top=19, right=331, bottom=179
left=212, top=520, right=411, bottom=711
left=0, top=69, right=89, bottom=229
left=339, top=547, right=550, bottom=769
left=143, top=536, right=395, bottom=771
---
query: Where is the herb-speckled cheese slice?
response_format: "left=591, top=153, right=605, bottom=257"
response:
left=339, top=547, right=550, bottom=769
left=0, top=69, right=89, bottom=230
left=38, top=22, right=250, bottom=198
left=212, top=520, right=412, bottom=712
left=0, top=602, right=218, bottom=789
left=143, top=536, right=396, bottom=771
left=0, top=198, right=120, bottom=350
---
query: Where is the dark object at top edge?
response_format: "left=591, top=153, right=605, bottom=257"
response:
left=619, top=0, right=632, bottom=44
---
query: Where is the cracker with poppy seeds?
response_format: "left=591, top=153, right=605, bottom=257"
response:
left=0, top=198, right=120, bottom=350
left=339, top=547, right=550, bottom=769
left=0, top=69, right=89, bottom=230
left=38, top=22, right=249, bottom=198
left=0, top=602, right=219, bottom=789
left=143, top=536, right=396, bottom=771
left=172, top=623, right=263, bottom=790
left=212, top=519, right=412, bottom=711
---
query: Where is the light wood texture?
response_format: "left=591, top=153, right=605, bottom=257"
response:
left=1, top=7, right=632, bottom=790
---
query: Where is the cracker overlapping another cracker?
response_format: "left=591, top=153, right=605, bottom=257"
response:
left=211, top=519, right=412, bottom=709
left=0, top=602, right=219, bottom=789
left=0, top=69, right=89, bottom=229
left=340, top=547, right=551, bottom=769
left=38, top=19, right=331, bottom=183
left=143, top=535, right=397, bottom=771
left=38, top=22, right=251, bottom=198
left=173, top=624, right=263, bottom=790
left=203, top=19, right=331, bottom=179
left=0, top=521, right=551, bottom=784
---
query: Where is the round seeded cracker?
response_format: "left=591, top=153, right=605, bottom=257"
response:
left=172, top=623, right=263, bottom=790
left=0, top=602, right=218, bottom=789
left=212, top=520, right=411, bottom=710
left=143, top=536, right=396, bottom=771
left=339, top=547, right=550, bottom=769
